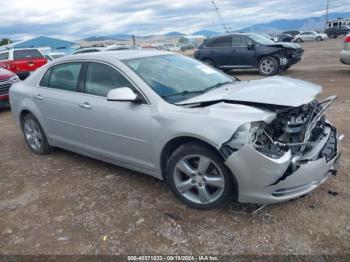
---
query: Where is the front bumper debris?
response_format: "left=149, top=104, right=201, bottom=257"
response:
left=224, top=124, right=342, bottom=204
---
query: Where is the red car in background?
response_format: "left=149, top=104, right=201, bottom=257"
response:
left=0, top=48, right=47, bottom=80
left=0, top=66, right=19, bottom=108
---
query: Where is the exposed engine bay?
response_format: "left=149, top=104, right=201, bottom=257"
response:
left=252, top=96, right=337, bottom=159
left=221, top=95, right=338, bottom=162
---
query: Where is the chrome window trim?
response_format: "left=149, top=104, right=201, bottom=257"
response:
left=37, top=59, right=151, bottom=105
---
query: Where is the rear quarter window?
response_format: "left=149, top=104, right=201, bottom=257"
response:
left=0, top=52, right=9, bottom=60
left=13, top=50, right=44, bottom=60
left=205, top=36, right=232, bottom=47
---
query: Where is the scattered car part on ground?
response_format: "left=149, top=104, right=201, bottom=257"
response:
left=293, top=31, right=328, bottom=42
left=0, top=48, right=47, bottom=80
left=326, top=25, right=350, bottom=38
left=0, top=67, right=19, bottom=108
left=194, top=33, right=304, bottom=76
left=340, top=33, right=350, bottom=65
left=9, top=50, right=341, bottom=209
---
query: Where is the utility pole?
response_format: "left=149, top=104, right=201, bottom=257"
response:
left=325, top=0, right=330, bottom=32
left=211, top=0, right=230, bottom=33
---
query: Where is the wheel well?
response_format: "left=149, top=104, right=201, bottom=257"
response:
left=160, top=136, right=239, bottom=201
left=19, top=110, right=32, bottom=129
left=160, top=136, right=220, bottom=179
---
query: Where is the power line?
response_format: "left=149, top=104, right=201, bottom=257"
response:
left=210, top=0, right=230, bottom=33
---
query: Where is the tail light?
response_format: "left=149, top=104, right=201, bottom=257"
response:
left=344, top=36, right=350, bottom=43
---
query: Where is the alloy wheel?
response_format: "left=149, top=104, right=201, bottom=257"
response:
left=260, top=58, right=275, bottom=75
left=173, top=155, right=225, bottom=204
left=23, top=119, right=43, bottom=151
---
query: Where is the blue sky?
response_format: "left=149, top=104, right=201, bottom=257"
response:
left=0, top=0, right=349, bottom=40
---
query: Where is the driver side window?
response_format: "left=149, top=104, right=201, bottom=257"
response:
left=85, top=62, right=133, bottom=97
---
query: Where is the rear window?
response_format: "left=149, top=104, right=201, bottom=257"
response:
left=0, top=52, right=9, bottom=60
left=13, top=50, right=44, bottom=60
left=206, top=36, right=232, bottom=47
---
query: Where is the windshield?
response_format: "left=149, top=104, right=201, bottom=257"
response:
left=123, top=54, right=234, bottom=103
left=247, top=33, right=275, bottom=45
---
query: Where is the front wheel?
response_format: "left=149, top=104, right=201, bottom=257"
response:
left=316, top=36, right=322, bottom=41
left=258, top=56, right=279, bottom=76
left=165, top=143, right=236, bottom=209
left=296, top=38, right=303, bottom=43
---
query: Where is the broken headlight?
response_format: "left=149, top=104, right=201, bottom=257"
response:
left=225, top=121, right=264, bottom=150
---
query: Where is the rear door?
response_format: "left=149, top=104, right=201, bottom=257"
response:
left=205, top=36, right=234, bottom=67
left=34, top=62, right=85, bottom=148
left=13, top=49, right=47, bottom=73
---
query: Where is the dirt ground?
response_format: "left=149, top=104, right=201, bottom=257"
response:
left=0, top=38, right=349, bottom=256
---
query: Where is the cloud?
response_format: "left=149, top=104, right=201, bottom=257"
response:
left=0, top=0, right=349, bottom=40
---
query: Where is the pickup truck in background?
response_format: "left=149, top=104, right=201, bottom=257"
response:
left=0, top=48, right=47, bottom=80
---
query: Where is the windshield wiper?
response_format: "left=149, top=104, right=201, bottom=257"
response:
left=161, top=90, right=205, bottom=98
left=204, top=81, right=233, bottom=93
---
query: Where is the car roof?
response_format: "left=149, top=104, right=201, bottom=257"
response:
left=60, top=50, right=174, bottom=61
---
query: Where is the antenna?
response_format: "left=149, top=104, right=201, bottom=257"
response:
left=211, top=0, right=230, bottom=33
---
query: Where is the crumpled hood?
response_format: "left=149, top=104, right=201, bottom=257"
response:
left=267, top=42, right=301, bottom=49
left=178, top=76, right=322, bottom=107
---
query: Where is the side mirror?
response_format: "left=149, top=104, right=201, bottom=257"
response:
left=247, top=43, right=255, bottom=50
left=106, top=87, right=138, bottom=102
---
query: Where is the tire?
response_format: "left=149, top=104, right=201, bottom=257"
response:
left=165, top=143, right=236, bottom=209
left=316, top=36, right=322, bottom=41
left=202, top=59, right=215, bottom=67
left=22, top=113, right=52, bottom=154
left=258, top=56, right=279, bottom=76
left=296, top=38, right=303, bottom=43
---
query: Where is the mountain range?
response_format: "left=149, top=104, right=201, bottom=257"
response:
left=83, top=11, right=350, bottom=40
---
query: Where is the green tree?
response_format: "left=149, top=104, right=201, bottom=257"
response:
left=0, top=38, right=12, bottom=46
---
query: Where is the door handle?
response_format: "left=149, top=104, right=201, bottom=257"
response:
left=79, top=102, right=92, bottom=109
left=34, top=94, right=43, bottom=100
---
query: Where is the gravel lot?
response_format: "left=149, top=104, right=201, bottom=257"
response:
left=0, top=38, right=349, bottom=255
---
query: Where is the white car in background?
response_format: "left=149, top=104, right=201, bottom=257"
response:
left=293, top=31, right=328, bottom=42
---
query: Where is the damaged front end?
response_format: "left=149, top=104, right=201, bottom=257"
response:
left=221, top=96, right=343, bottom=204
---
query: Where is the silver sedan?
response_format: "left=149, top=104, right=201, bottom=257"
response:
left=9, top=50, right=342, bottom=209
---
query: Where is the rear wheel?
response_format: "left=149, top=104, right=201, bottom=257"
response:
left=258, top=56, right=279, bottom=76
left=165, top=143, right=236, bottom=209
left=22, top=113, right=52, bottom=154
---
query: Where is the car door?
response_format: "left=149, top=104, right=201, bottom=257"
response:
left=76, top=62, right=154, bottom=170
left=205, top=35, right=234, bottom=67
left=34, top=62, right=85, bottom=148
left=230, top=35, right=256, bottom=67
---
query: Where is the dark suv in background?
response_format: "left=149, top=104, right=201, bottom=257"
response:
left=194, top=33, right=304, bottom=76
